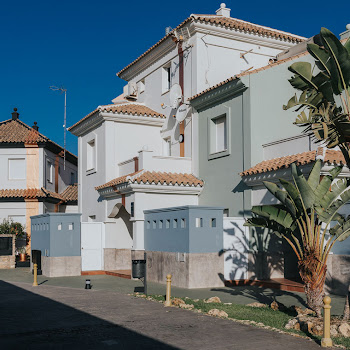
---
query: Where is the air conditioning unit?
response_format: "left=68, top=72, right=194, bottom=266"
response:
left=123, top=82, right=138, bottom=99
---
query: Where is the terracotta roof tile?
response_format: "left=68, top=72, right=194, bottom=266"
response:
left=60, top=184, right=78, bottom=202
left=0, top=119, right=47, bottom=144
left=68, top=103, right=165, bottom=131
left=0, top=188, right=64, bottom=200
left=96, top=170, right=203, bottom=190
left=189, top=51, right=309, bottom=101
left=117, top=15, right=305, bottom=77
left=240, top=148, right=346, bottom=176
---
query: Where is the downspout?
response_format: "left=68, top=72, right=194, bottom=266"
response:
left=55, top=154, right=59, bottom=193
left=178, top=39, right=185, bottom=157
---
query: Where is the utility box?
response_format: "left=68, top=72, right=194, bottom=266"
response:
left=31, top=213, right=81, bottom=277
left=144, top=206, right=224, bottom=288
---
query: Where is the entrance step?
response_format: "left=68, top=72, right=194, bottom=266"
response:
left=81, top=270, right=131, bottom=280
left=225, top=278, right=304, bottom=293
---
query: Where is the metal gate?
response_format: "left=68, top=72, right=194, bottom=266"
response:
left=81, top=222, right=104, bottom=271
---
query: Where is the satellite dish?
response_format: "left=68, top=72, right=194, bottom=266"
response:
left=175, top=104, right=188, bottom=123
left=169, top=84, right=182, bottom=109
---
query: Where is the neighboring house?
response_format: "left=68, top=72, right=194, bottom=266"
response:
left=189, top=25, right=350, bottom=292
left=69, top=4, right=305, bottom=274
left=0, top=108, right=78, bottom=252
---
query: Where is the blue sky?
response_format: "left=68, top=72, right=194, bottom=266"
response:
left=1, top=0, right=348, bottom=155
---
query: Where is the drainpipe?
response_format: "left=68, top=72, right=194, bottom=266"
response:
left=178, top=39, right=185, bottom=157
left=55, top=154, right=59, bottom=193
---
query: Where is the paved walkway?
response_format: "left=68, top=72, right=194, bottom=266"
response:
left=0, top=268, right=346, bottom=315
left=0, top=280, right=324, bottom=349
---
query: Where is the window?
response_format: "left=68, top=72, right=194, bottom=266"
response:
left=173, top=219, right=178, bottom=229
left=87, top=139, right=96, bottom=171
left=162, top=63, right=171, bottom=93
left=68, top=223, right=74, bottom=231
left=146, top=221, right=151, bottom=229
left=130, top=202, right=135, bottom=217
left=159, top=220, right=163, bottom=229
left=210, top=218, right=216, bottom=228
left=214, top=115, right=227, bottom=153
left=209, top=113, right=230, bottom=160
left=223, top=209, right=229, bottom=217
left=47, top=160, right=54, bottom=183
left=138, top=79, right=145, bottom=94
left=195, top=218, right=203, bottom=228
left=153, top=220, right=157, bottom=229
left=181, top=218, right=186, bottom=229
left=8, top=158, right=25, bottom=180
left=166, top=219, right=170, bottom=229
left=58, top=223, right=62, bottom=231
left=8, top=215, right=25, bottom=226
left=70, top=172, right=76, bottom=185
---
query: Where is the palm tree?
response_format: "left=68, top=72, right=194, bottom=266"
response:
left=244, top=160, right=350, bottom=317
left=284, top=28, right=350, bottom=167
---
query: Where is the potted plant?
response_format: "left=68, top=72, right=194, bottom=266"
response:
left=17, top=247, right=27, bottom=262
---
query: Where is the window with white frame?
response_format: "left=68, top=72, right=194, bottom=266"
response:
left=8, top=158, right=25, bottom=180
left=162, top=63, right=171, bottom=93
left=87, top=139, right=96, bottom=171
left=209, top=113, right=230, bottom=159
left=47, top=160, right=54, bottom=183
left=163, top=138, right=171, bottom=156
left=70, top=172, right=75, bottom=185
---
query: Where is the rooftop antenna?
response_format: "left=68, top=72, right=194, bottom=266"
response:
left=50, top=86, right=67, bottom=170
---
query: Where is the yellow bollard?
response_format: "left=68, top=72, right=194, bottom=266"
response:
left=33, top=263, right=38, bottom=287
left=321, top=296, right=332, bottom=347
left=164, top=274, right=172, bottom=307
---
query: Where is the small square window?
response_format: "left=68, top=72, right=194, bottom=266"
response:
left=162, top=63, right=171, bottom=93
left=210, top=218, right=216, bottom=228
left=58, top=223, right=62, bottom=231
left=223, top=209, right=229, bottom=217
left=159, top=220, right=163, bottom=229
left=173, top=219, right=178, bottom=229
left=146, top=221, right=151, bottom=229
left=153, top=220, right=157, bottom=229
left=68, top=223, right=74, bottom=231
left=181, top=218, right=186, bottom=228
left=195, top=218, right=203, bottom=228
left=166, top=219, right=170, bottom=229
left=130, top=202, right=135, bottom=217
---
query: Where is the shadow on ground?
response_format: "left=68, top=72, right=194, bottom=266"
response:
left=0, top=280, right=178, bottom=349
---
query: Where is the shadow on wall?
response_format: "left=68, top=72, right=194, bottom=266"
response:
left=0, top=281, right=177, bottom=349
left=115, top=205, right=133, bottom=240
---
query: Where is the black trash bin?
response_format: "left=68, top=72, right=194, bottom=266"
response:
left=31, top=250, right=42, bottom=275
left=132, top=260, right=146, bottom=278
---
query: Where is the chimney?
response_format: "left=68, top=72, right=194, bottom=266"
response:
left=32, top=121, right=39, bottom=131
left=340, top=24, right=350, bottom=41
left=11, top=108, right=19, bottom=120
left=216, top=3, right=231, bottom=17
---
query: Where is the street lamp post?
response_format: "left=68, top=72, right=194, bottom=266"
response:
left=50, top=86, right=67, bottom=170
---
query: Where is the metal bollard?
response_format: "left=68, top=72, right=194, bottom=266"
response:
left=33, top=263, right=38, bottom=287
left=321, top=296, right=332, bottom=347
left=164, top=274, right=172, bottom=307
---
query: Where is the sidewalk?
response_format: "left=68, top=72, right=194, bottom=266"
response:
left=0, top=267, right=346, bottom=315
left=0, top=280, right=323, bottom=349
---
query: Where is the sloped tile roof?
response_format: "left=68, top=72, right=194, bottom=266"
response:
left=189, top=51, right=309, bottom=101
left=96, top=170, right=203, bottom=190
left=117, top=15, right=305, bottom=76
left=0, top=188, right=64, bottom=200
left=60, top=184, right=78, bottom=202
left=240, top=148, right=346, bottom=176
left=0, top=119, right=48, bottom=144
left=68, top=103, right=165, bottom=131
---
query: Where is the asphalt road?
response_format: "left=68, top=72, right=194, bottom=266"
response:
left=0, top=280, right=324, bottom=350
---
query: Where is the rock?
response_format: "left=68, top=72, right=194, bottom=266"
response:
left=193, top=299, right=199, bottom=302
left=270, top=301, right=279, bottom=311
left=285, top=318, right=298, bottom=330
left=303, top=308, right=315, bottom=316
left=338, top=323, right=350, bottom=337
left=172, top=298, right=185, bottom=306
left=205, top=297, right=221, bottom=304
left=294, top=322, right=301, bottom=331
left=180, top=304, right=194, bottom=310
left=246, top=302, right=267, bottom=308
left=208, top=309, right=228, bottom=318
left=294, top=306, right=304, bottom=315
left=311, top=324, right=323, bottom=336
left=257, top=322, right=265, bottom=327
left=330, top=324, right=338, bottom=337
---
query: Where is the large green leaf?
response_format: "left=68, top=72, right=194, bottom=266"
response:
left=251, top=205, right=294, bottom=229
left=291, top=163, right=315, bottom=209
left=315, top=165, right=342, bottom=202
left=288, top=62, right=318, bottom=90
left=279, top=178, right=304, bottom=213
left=307, top=159, right=321, bottom=190
left=307, top=43, right=331, bottom=76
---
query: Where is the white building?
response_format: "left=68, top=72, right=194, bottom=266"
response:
left=0, top=108, right=78, bottom=252
left=69, top=3, right=305, bottom=272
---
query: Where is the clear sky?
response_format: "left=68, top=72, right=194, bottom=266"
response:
left=1, top=0, right=348, bottom=155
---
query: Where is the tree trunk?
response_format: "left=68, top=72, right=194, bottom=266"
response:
left=299, top=256, right=327, bottom=318
left=343, top=285, right=350, bottom=321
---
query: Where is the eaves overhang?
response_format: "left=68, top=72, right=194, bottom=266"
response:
left=190, top=78, right=247, bottom=111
